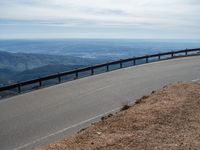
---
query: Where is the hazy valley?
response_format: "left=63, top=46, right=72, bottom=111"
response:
left=0, top=39, right=199, bottom=86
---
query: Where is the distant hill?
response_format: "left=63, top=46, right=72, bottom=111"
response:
left=0, top=69, right=17, bottom=85
left=0, top=51, right=99, bottom=72
left=0, top=51, right=104, bottom=85
left=15, top=64, right=84, bottom=82
left=0, top=64, right=86, bottom=85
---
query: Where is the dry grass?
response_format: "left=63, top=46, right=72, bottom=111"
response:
left=35, top=82, right=200, bottom=150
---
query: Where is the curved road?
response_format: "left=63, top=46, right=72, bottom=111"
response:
left=0, top=56, right=200, bottom=150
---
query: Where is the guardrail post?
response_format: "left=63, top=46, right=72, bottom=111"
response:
left=158, top=55, right=161, bottom=60
left=185, top=51, right=188, bottom=56
left=106, top=65, right=109, bottom=72
left=171, top=51, right=174, bottom=57
left=75, top=71, right=78, bottom=79
left=17, top=83, right=21, bottom=93
left=120, top=61, right=123, bottom=68
left=133, top=58, right=136, bottom=65
left=146, top=56, right=149, bottom=63
left=91, top=67, right=94, bottom=75
left=58, top=73, right=61, bottom=83
left=39, top=79, right=42, bottom=87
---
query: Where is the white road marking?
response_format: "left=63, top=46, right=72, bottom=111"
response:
left=14, top=107, right=121, bottom=150
left=192, top=79, right=200, bottom=82
left=14, top=95, right=139, bottom=150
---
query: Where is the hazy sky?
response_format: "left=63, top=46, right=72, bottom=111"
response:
left=0, top=0, right=200, bottom=39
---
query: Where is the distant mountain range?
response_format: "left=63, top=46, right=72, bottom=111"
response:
left=0, top=50, right=101, bottom=72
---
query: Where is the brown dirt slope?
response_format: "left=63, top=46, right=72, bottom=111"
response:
left=36, top=82, right=200, bottom=150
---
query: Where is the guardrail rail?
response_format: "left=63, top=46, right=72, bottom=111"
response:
left=0, top=48, right=200, bottom=98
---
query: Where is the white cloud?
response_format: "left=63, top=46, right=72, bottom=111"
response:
left=0, top=0, right=199, bottom=24
left=0, top=0, right=200, bottom=38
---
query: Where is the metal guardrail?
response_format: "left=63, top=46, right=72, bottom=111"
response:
left=0, top=48, right=200, bottom=97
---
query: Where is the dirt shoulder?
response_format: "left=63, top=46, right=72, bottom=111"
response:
left=35, top=82, right=200, bottom=150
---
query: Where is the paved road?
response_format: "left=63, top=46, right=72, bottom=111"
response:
left=0, top=56, right=199, bottom=150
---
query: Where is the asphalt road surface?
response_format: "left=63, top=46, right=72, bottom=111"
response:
left=0, top=56, right=199, bottom=150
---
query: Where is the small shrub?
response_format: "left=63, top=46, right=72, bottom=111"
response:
left=101, top=113, right=113, bottom=121
left=120, top=104, right=130, bottom=111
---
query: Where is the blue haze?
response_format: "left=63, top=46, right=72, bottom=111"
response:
left=0, top=39, right=199, bottom=60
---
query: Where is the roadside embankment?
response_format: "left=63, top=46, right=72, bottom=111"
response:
left=35, top=82, right=200, bottom=150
